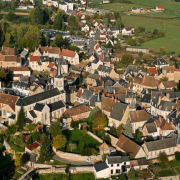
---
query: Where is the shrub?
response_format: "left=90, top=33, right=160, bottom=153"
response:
left=175, top=151, right=180, bottom=161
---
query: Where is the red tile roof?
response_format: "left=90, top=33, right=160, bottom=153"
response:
left=147, top=67, right=157, bottom=74
left=30, top=56, right=40, bottom=62
left=61, top=49, right=76, bottom=58
left=9, top=67, right=30, bottom=71
left=26, top=140, right=42, bottom=151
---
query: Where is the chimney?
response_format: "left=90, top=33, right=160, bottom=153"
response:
left=123, top=109, right=125, bottom=114
left=137, top=110, right=139, bottom=117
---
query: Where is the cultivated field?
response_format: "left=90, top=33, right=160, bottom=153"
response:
left=102, top=0, right=180, bottom=54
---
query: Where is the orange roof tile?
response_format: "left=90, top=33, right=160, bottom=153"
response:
left=61, top=49, right=76, bottom=58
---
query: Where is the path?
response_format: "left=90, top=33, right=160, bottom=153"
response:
left=53, top=154, right=93, bottom=166
left=0, top=11, right=29, bottom=15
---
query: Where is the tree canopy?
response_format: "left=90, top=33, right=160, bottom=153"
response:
left=123, top=119, right=134, bottom=139
left=52, top=134, right=67, bottom=150
left=16, top=106, right=26, bottom=131
left=49, top=122, right=62, bottom=138
left=92, top=111, right=108, bottom=127
left=121, top=53, right=133, bottom=65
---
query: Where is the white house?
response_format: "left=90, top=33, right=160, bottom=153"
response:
left=89, top=30, right=96, bottom=38
left=81, top=24, right=89, bottom=32
left=151, top=58, right=169, bottom=69
left=122, top=27, right=134, bottom=35
left=59, top=2, right=68, bottom=12
left=80, top=0, right=86, bottom=4
left=61, top=49, right=79, bottom=65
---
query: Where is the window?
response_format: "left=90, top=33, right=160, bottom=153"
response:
left=155, top=151, right=157, bottom=156
left=3, top=110, right=6, bottom=116
left=150, top=152, right=153, bottom=156
left=169, top=149, right=171, bottom=153
left=111, top=164, right=113, bottom=167
left=173, top=148, right=175, bottom=152
left=117, top=164, right=119, bottom=167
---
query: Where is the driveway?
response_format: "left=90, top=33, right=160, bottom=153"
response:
left=53, top=154, right=94, bottom=166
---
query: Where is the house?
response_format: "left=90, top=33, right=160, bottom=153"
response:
left=124, top=65, right=139, bottom=79
left=81, top=24, right=89, bottom=32
left=80, top=0, right=86, bottom=5
left=0, top=46, right=19, bottom=56
left=75, top=89, right=94, bottom=104
left=94, top=153, right=130, bottom=178
left=59, top=2, right=68, bottom=11
left=99, top=142, right=111, bottom=156
left=142, top=137, right=177, bottom=160
left=109, top=27, right=119, bottom=37
left=122, top=27, right=134, bottom=35
left=141, top=93, right=151, bottom=109
left=159, top=80, right=176, bottom=90
left=89, top=30, right=96, bottom=38
left=126, top=46, right=150, bottom=53
left=130, top=159, right=148, bottom=170
left=0, top=55, right=21, bottom=68
left=29, top=83, right=44, bottom=96
left=129, top=109, right=150, bottom=132
left=147, top=67, right=157, bottom=76
left=151, top=58, right=169, bottom=69
left=62, top=104, right=90, bottom=123
left=25, top=140, right=42, bottom=160
left=61, top=49, right=79, bottom=65
left=97, top=65, right=119, bottom=80
left=33, top=46, right=61, bottom=58
left=8, top=67, right=31, bottom=81
left=110, top=17, right=116, bottom=23
left=43, top=0, right=59, bottom=7
left=109, top=102, right=129, bottom=127
left=131, top=7, right=145, bottom=14
left=29, top=56, right=42, bottom=71
left=156, top=6, right=164, bottom=11
left=86, top=59, right=103, bottom=73
left=87, top=74, right=102, bottom=87
left=116, top=134, right=146, bottom=159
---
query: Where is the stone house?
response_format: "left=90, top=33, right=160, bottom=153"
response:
left=0, top=55, right=21, bottom=68
left=116, top=134, right=146, bottom=159
left=159, top=80, right=176, bottom=90
left=61, top=49, right=79, bottom=65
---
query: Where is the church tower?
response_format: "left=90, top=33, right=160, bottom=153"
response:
left=54, top=59, right=64, bottom=91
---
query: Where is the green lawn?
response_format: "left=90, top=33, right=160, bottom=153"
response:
left=102, top=2, right=150, bottom=12
left=62, top=129, right=101, bottom=154
left=157, top=169, right=176, bottom=177
left=33, top=173, right=68, bottom=180
left=169, top=160, right=180, bottom=167
left=50, top=158, right=67, bottom=165
left=70, top=173, right=95, bottom=180
left=176, top=167, right=180, bottom=173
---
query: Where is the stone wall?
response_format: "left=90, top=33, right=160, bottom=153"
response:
left=69, top=166, right=94, bottom=173
left=53, top=147, right=101, bottom=162
left=87, top=131, right=103, bottom=143
left=105, top=133, right=118, bottom=148
left=159, top=175, right=179, bottom=180
left=38, top=167, right=66, bottom=174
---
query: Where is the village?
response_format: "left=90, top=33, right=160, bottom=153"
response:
left=0, top=0, right=180, bottom=179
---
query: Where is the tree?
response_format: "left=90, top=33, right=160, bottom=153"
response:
left=160, top=46, right=166, bottom=54
left=175, top=151, right=180, bottom=161
left=129, top=168, right=136, bottom=179
left=29, top=6, right=44, bottom=25
left=31, top=131, right=41, bottom=142
left=158, top=152, right=169, bottom=167
left=16, top=106, right=26, bottom=131
left=124, top=119, right=134, bottom=139
left=102, top=153, right=107, bottom=162
left=134, top=129, right=142, bottom=144
left=6, top=12, right=17, bottom=22
left=67, top=15, right=79, bottom=30
left=104, top=135, right=111, bottom=144
left=138, top=51, right=143, bottom=59
left=127, top=37, right=136, bottom=46
left=116, top=125, right=124, bottom=137
left=53, top=11, right=65, bottom=30
left=26, top=136, right=32, bottom=145
left=52, top=134, right=67, bottom=150
left=161, top=76, right=168, bottom=82
left=54, top=35, right=68, bottom=48
left=0, top=68, right=6, bottom=80
left=22, top=152, right=30, bottom=165
left=49, top=122, right=62, bottom=138
left=68, top=143, right=77, bottom=152
left=68, top=45, right=79, bottom=52
left=121, top=53, right=133, bottom=65
left=14, top=134, right=25, bottom=148
left=92, top=111, right=107, bottom=127
left=15, top=154, right=22, bottom=167
left=118, top=172, right=127, bottom=180
left=153, top=29, right=159, bottom=35
left=109, top=125, right=117, bottom=137
left=39, top=135, right=51, bottom=163
left=25, top=124, right=36, bottom=133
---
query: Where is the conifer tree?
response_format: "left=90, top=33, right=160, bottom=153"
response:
left=16, top=106, right=26, bottom=131
left=123, top=119, right=134, bottom=139
left=39, top=135, right=51, bottom=163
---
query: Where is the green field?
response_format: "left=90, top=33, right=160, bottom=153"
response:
left=101, top=0, right=180, bottom=54
left=70, top=173, right=95, bottom=180
left=62, top=129, right=101, bottom=154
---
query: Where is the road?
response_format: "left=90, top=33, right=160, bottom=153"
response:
left=53, top=154, right=94, bottom=166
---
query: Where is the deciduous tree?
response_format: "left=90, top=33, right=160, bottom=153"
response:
left=52, top=134, right=67, bottom=150
left=123, top=119, right=134, bottom=139
left=49, top=122, right=62, bottom=138
left=92, top=111, right=107, bottom=127
left=121, top=53, right=133, bottom=65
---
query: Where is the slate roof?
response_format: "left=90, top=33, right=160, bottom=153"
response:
left=20, top=50, right=28, bottom=57
left=145, top=123, right=157, bottom=133
left=159, top=100, right=175, bottom=111
left=97, top=65, right=112, bottom=74
left=119, top=78, right=128, bottom=88
left=152, top=58, right=169, bottom=66
left=34, top=103, right=45, bottom=111
left=130, top=110, right=150, bottom=123
left=48, top=100, right=65, bottom=112
left=94, top=162, right=109, bottom=172
left=80, top=90, right=94, bottom=100
left=141, top=94, right=151, bottom=103
left=124, top=65, right=138, bottom=76
left=110, top=26, right=119, bottom=31
left=110, top=102, right=128, bottom=121
left=29, top=110, right=37, bottom=118
left=16, top=88, right=61, bottom=106
left=144, top=138, right=176, bottom=151
left=107, top=156, right=130, bottom=164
